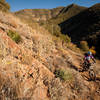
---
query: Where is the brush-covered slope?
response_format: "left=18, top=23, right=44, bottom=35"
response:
left=59, top=3, right=100, bottom=57
left=0, top=10, right=100, bottom=100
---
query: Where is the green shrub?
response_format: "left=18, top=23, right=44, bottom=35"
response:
left=54, top=69, right=73, bottom=81
left=7, top=30, right=21, bottom=43
left=79, top=41, right=89, bottom=52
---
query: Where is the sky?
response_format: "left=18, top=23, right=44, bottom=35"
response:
left=6, top=0, right=100, bottom=12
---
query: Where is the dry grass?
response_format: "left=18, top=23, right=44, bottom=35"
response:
left=20, top=54, right=33, bottom=65
left=48, top=78, right=67, bottom=100
left=0, top=12, right=19, bottom=28
left=0, top=73, right=23, bottom=100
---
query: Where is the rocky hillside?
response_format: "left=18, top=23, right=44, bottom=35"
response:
left=59, top=3, right=100, bottom=57
left=0, top=9, right=100, bottom=100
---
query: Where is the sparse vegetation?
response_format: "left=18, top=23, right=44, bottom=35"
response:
left=7, top=30, right=21, bottom=43
left=54, top=69, right=73, bottom=81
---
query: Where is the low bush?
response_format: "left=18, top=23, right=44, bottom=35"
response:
left=7, top=30, right=21, bottom=43
left=54, top=69, right=73, bottom=81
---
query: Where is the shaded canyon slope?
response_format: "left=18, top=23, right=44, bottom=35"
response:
left=59, top=3, right=100, bottom=57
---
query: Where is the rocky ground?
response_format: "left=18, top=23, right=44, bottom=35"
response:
left=0, top=11, right=100, bottom=100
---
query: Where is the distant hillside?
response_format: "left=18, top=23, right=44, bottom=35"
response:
left=0, top=0, right=10, bottom=12
left=14, top=7, right=64, bottom=22
left=59, top=3, right=100, bottom=57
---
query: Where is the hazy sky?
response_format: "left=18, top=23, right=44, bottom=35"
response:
left=6, top=0, right=100, bottom=12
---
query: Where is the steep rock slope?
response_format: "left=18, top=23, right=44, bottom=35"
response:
left=0, top=11, right=100, bottom=100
